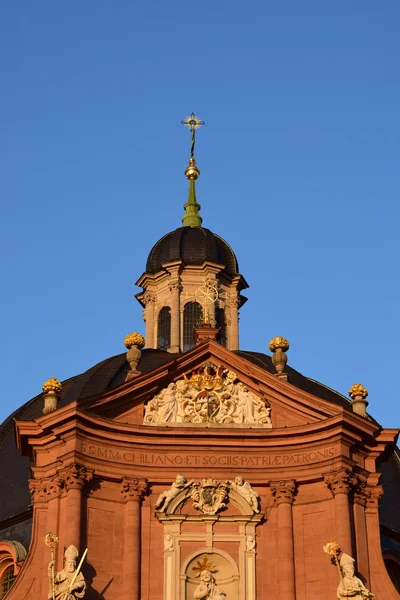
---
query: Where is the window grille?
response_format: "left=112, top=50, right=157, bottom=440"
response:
left=157, top=307, right=171, bottom=351
left=0, top=566, right=15, bottom=599
left=215, top=307, right=226, bottom=347
left=183, top=302, right=202, bottom=352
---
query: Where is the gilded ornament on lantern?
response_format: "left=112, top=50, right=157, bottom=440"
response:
left=268, top=336, right=290, bottom=353
left=124, top=332, right=145, bottom=349
left=185, top=157, right=200, bottom=180
left=348, top=383, right=368, bottom=400
left=42, top=378, right=62, bottom=395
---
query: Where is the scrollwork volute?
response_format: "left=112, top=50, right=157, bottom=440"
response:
left=29, top=475, right=65, bottom=502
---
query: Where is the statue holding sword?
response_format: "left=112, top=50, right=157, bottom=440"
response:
left=47, top=544, right=87, bottom=600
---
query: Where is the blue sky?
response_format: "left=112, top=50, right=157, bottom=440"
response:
left=0, top=1, right=398, bottom=427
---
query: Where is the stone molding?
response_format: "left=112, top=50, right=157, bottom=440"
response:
left=270, top=479, right=297, bottom=505
left=121, top=477, right=149, bottom=502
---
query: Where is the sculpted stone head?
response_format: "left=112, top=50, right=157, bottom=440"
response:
left=344, top=564, right=355, bottom=577
left=200, top=570, right=213, bottom=583
left=65, top=559, right=76, bottom=573
left=235, top=476, right=244, bottom=486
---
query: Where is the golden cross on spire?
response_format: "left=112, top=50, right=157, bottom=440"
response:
left=181, top=112, right=205, bottom=158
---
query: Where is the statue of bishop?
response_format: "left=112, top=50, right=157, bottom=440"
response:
left=48, top=545, right=86, bottom=600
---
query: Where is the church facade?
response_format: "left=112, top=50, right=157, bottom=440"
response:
left=1, top=121, right=400, bottom=600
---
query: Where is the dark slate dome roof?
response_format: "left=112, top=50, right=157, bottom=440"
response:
left=146, top=227, right=239, bottom=275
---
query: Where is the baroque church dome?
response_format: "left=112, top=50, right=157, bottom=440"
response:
left=145, top=226, right=239, bottom=275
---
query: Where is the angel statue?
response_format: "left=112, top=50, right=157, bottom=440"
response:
left=155, top=474, right=194, bottom=512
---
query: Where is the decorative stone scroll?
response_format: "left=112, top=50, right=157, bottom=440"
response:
left=155, top=474, right=259, bottom=515
left=143, top=362, right=272, bottom=427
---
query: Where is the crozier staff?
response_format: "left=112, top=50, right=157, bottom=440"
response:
left=48, top=545, right=86, bottom=600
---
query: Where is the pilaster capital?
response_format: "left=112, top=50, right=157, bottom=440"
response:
left=169, top=281, right=182, bottom=293
left=228, top=295, right=240, bottom=308
left=121, top=477, right=149, bottom=502
left=324, top=468, right=355, bottom=496
left=364, top=484, right=384, bottom=510
left=270, top=479, right=297, bottom=505
left=143, top=292, right=156, bottom=306
left=61, top=464, right=94, bottom=491
left=29, top=475, right=64, bottom=502
left=352, top=477, right=368, bottom=506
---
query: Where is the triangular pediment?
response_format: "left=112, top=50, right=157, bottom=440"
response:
left=81, top=341, right=345, bottom=429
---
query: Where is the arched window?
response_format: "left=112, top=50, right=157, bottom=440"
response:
left=158, top=307, right=171, bottom=351
left=0, top=541, right=26, bottom=599
left=215, top=307, right=226, bottom=347
left=0, top=566, right=15, bottom=599
left=183, top=302, right=202, bottom=352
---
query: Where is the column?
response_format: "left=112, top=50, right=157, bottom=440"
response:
left=143, top=292, right=156, bottom=348
left=324, top=468, right=353, bottom=556
left=352, top=478, right=370, bottom=586
left=169, top=282, right=181, bottom=353
left=121, top=477, right=148, bottom=600
left=271, top=480, right=297, bottom=600
left=228, top=294, right=239, bottom=351
left=63, top=464, right=93, bottom=552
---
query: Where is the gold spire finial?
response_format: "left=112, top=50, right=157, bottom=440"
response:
left=181, top=113, right=204, bottom=227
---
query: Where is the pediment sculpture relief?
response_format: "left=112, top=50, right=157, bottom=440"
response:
left=143, top=363, right=272, bottom=427
left=155, top=474, right=260, bottom=515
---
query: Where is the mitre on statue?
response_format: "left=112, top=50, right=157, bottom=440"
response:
left=339, top=553, right=355, bottom=569
left=64, top=545, right=79, bottom=561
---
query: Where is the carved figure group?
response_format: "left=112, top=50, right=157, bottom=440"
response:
left=155, top=474, right=193, bottom=512
left=156, top=474, right=259, bottom=515
left=48, top=545, right=86, bottom=600
left=194, top=570, right=227, bottom=600
left=144, top=367, right=272, bottom=427
left=337, top=554, right=374, bottom=599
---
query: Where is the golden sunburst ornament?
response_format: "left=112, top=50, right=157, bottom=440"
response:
left=181, top=112, right=205, bottom=130
left=192, top=556, right=218, bottom=577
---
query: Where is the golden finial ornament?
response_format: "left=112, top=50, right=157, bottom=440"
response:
left=268, top=336, right=290, bottom=353
left=124, top=332, right=145, bottom=349
left=349, top=383, right=368, bottom=417
left=348, top=383, right=368, bottom=400
left=348, top=383, right=369, bottom=417
left=42, top=377, right=63, bottom=395
left=124, top=333, right=145, bottom=381
left=185, top=157, right=200, bottom=180
left=42, top=378, right=62, bottom=414
left=269, top=336, right=289, bottom=380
